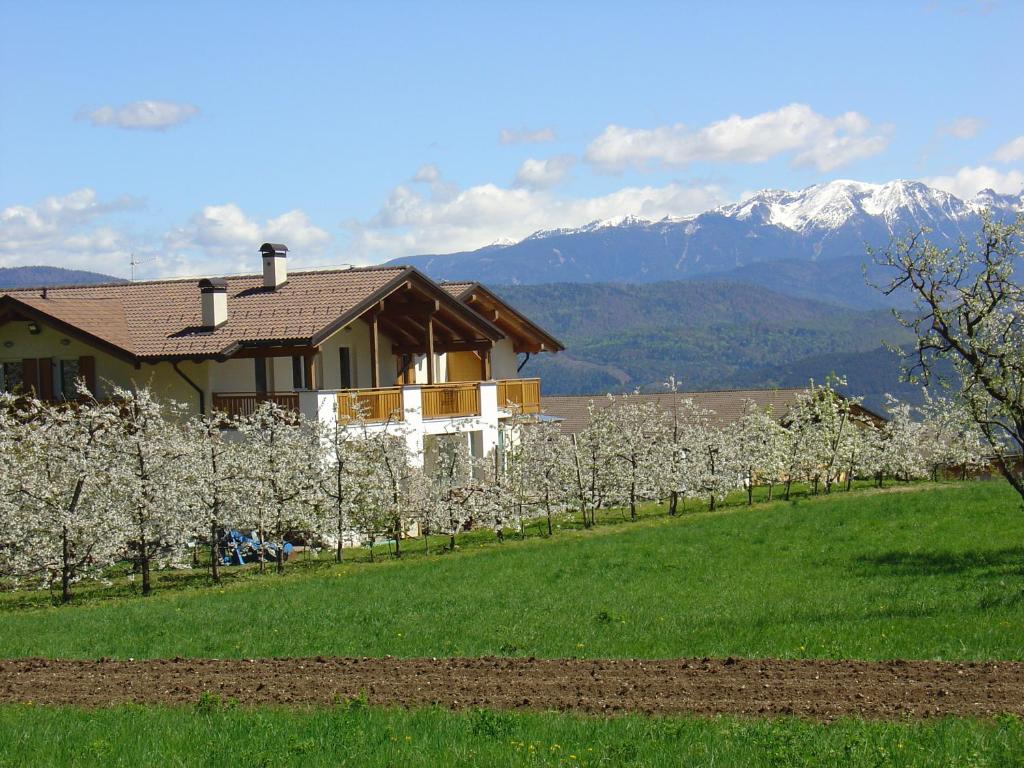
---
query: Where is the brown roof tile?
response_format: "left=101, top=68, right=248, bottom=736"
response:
left=2, top=266, right=411, bottom=359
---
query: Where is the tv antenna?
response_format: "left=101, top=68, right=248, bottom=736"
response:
left=129, top=253, right=155, bottom=282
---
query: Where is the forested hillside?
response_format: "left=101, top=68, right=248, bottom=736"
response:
left=499, top=281, right=915, bottom=408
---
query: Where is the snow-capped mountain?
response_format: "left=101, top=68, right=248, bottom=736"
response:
left=387, top=180, right=1024, bottom=297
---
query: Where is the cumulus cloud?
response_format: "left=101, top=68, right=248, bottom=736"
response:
left=585, top=103, right=891, bottom=172
left=923, top=165, right=1024, bottom=199
left=344, top=178, right=725, bottom=261
left=993, top=136, right=1024, bottom=163
left=513, top=155, right=576, bottom=189
left=160, top=205, right=330, bottom=276
left=499, top=127, right=556, bottom=145
left=0, top=188, right=143, bottom=272
left=80, top=100, right=200, bottom=131
left=0, top=188, right=331, bottom=279
left=943, top=117, right=983, bottom=139
left=412, top=163, right=441, bottom=183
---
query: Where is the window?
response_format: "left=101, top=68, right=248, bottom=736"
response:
left=0, top=361, right=23, bottom=393
left=59, top=359, right=79, bottom=399
left=254, top=359, right=268, bottom=393
left=339, top=347, right=352, bottom=389
left=292, top=356, right=305, bottom=389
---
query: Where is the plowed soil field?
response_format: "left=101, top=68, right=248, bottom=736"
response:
left=3, top=657, right=1023, bottom=720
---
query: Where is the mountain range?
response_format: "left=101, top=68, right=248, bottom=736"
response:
left=387, top=179, right=1024, bottom=309
left=4, top=179, right=1017, bottom=405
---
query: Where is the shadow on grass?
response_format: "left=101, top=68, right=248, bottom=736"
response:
left=855, top=547, right=1024, bottom=576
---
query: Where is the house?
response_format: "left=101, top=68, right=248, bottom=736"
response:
left=0, top=243, right=564, bottom=464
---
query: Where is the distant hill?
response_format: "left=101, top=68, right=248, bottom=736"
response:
left=389, top=179, right=1022, bottom=310
left=497, top=280, right=916, bottom=410
left=0, top=266, right=122, bottom=289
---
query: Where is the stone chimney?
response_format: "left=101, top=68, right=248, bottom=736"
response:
left=260, top=242, right=288, bottom=289
left=198, top=278, right=228, bottom=329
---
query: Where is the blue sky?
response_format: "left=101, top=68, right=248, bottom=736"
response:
left=1, top=0, right=1021, bottom=278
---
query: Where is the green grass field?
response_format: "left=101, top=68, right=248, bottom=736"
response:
left=1, top=481, right=1022, bottom=661
left=1, top=704, right=1021, bottom=768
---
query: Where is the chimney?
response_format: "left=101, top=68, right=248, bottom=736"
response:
left=198, top=278, right=229, bottom=329
left=260, top=242, right=288, bottom=289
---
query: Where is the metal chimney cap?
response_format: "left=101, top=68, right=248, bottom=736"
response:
left=259, top=243, right=289, bottom=256
left=198, top=277, right=229, bottom=292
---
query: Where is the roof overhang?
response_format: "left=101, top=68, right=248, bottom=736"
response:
left=445, top=282, right=565, bottom=354
left=311, top=267, right=505, bottom=350
left=0, top=294, right=138, bottom=363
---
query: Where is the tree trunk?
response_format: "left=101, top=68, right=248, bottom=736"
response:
left=546, top=505, right=553, bottom=536
left=141, top=551, right=152, bottom=596
left=258, top=526, right=266, bottom=573
left=669, top=490, right=678, bottom=516
left=393, top=517, right=402, bottom=559
left=629, top=482, right=637, bottom=522
left=747, top=472, right=754, bottom=506
left=210, top=523, right=221, bottom=584
left=767, top=483, right=774, bottom=502
left=276, top=543, right=284, bottom=574
left=709, top=494, right=716, bottom=512
left=61, top=526, right=72, bottom=605
left=784, top=479, right=792, bottom=500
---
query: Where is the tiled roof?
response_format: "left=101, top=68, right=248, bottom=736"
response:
left=542, top=388, right=809, bottom=434
left=2, top=266, right=411, bottom=360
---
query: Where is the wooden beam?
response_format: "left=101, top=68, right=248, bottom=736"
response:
left=377, top=315, right=420, bottom=346
left=426, top=314, right=435, bottom=385
left=303, top=352, right=317, bottom=390
left=481, top=344, right=492, bottom=380
left=369, top=313, right=380, bottom=389
left=391, top=339, right=493, bottom=354
left=232, top=345, right=317, bottom=359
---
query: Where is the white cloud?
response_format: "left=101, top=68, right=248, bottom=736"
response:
left=923, top=165, right=1024, bottom=199
left=585, top=103, right=891, bottom=172
left=344, top=178, right=725, bottom=261
left=513, top=155, right=576, bottom=189
left=993, top=136, right=1024, bottom=163
left=160, top=205, right=330, bottom=276
left=412, top=163, right=441, bottom=183
left=499, top=127, right=556, bottom=145
left=944, top=117, right=983, bottom=139
left=0, top=188, right=143, bottom=272
left=80, top=100, right=199, bottom=131
left=0, top=189, right=331, bottom=279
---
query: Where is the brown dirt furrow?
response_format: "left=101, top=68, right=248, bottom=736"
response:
left=1, top=657, right=1022, bottom=720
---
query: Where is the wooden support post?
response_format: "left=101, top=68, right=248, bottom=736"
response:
left=304, top=352, right=317, bottom=391
left=480, top=344, right=492, bottom=380
left=369, top=313, right=380, bottom=389
left=426, top=314, right=435, bottom=384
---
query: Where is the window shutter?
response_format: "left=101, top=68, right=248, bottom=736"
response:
left=78, top=356, right=97, bottom=396
left=38, top=358, right=54, bottom=401
left=22, top=358, right=38, bottom=395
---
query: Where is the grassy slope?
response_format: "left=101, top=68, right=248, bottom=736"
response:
left=1, top=705, right=1021, bottom=768
left=1, top=483, right=1023, bottom=661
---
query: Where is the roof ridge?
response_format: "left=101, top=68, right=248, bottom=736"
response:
left=2, top=264, right=409, bottom=293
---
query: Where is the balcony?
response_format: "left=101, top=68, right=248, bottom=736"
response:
left=211, top=392, right=300, bottom=418
left=212, top=378, right=540, bottom=423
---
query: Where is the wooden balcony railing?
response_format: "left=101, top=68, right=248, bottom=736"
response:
left=421, top=382, right=480, bottom=419
left=212, top=392, right=299, bottom=418
left=497, top=378, right=541, bottom=414
left=336, top=387, right=404, bottom=423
